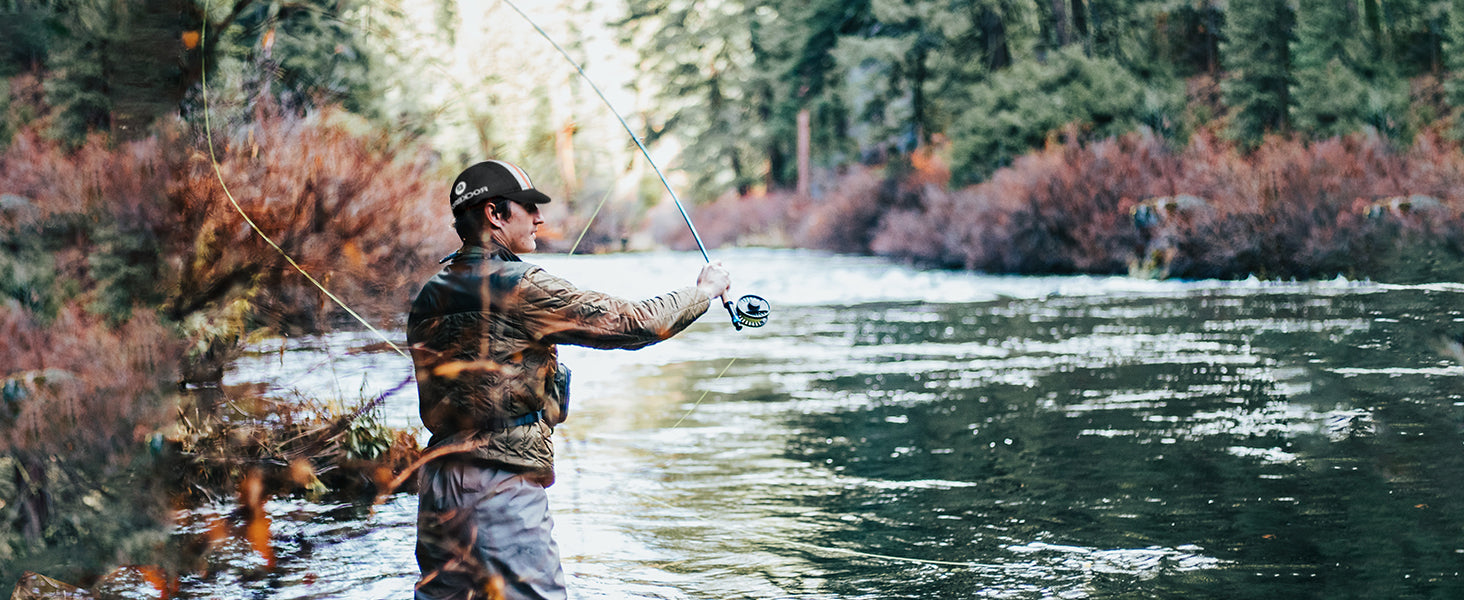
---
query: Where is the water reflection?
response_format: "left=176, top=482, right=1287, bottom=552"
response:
left=175, top=250, right=1464, bottom=599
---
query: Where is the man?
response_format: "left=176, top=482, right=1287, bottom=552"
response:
left=407, top=160, right=730, bottom=600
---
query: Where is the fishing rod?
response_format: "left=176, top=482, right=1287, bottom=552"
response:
left=502, top=0, right=768, bottom=331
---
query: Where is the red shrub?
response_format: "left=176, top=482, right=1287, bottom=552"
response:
left=0, top=304, right=180, bottom=458
left=0, top=107, right=455, bottom=337
left=165, top=108, right=456, bottom=330
left=0, top=105, right=458, bottom=459
left=866, top=126, right=1464, bottom=281
left=662, top=188, right=810, bottom=251
left=0, top=106, right=461, bottom=570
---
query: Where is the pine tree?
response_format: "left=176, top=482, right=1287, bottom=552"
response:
left=212, top=0, right=385, bottom=117
left=827, top=0, right=933, bottom=161
left=922, top=0, right=1015, bottom=131
left=1289, top=0, right=1370, bottom=137
left=6, top=0, right=397, bottom=147
left=1220, top=0, right=1295, bottom=148
left=949, top=47, right=1148, bottom=183
left=0, top=1, right=56, bottom=77
left=824, top=0, right=1029, bottom=163
left=1146, top=1, right=1223, bottom=77
left=1446, top=0, right=1464, bottom=135
left=42, top=0, right=121, bottom=146
left=1085, top=0, right=1201, bottom=76
left=1367, top=0, right=1447, bottom=77
left=1451, top=0, right=1464, bottom=69
left=620, top=0, right=771, bottom=198
left=756, top=0, right=875, bottom=187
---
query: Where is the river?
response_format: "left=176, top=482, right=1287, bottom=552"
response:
left=172, top=248, right=1464, bottom=599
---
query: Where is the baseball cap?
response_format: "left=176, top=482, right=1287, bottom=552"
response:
left=449, top=160, right=552, bottom=212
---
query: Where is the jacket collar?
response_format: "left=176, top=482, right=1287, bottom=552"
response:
left=441, top=242, right=521, bottom=264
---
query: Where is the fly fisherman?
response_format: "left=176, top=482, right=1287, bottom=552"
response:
left=407, top=160, right=731, bottom=600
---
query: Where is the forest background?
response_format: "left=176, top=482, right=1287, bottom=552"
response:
left=6, top=0, right=1464, bottom=593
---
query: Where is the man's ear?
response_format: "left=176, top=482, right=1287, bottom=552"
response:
left=483, top=202, right=506, bottom=230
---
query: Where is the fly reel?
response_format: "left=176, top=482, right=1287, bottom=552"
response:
left=725, top=294, right=770, bottom=331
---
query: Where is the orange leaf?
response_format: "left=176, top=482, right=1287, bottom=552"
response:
left=237, top=467, right=266, bottom=516
left=289, top=458, right=316, bottom=488
left=245, top=512, right=276, bottom=569
left=136, top=565, right=173, bottom=600
left=341, top=240, right=366, bottom=268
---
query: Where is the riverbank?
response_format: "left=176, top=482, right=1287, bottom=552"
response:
left=676, top=127, right=1464, bottom=284
left=2, top=390, right=420, bottom=595
left=0, top=108, right=444, bottom=592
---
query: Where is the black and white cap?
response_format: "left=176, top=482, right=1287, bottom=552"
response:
left=449, top=160, right=551, bottom=212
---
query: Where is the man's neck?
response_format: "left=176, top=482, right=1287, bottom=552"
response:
left=458, top=240, right=521, bottom=262
left=487, top=230, right=517, bottom=252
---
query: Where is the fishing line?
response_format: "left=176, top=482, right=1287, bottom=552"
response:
left=200, top=3, right=424, bottom=514
left=499, top=0, right=755, bottom=460
left=499, top=0, right=703, bottom=260
left=566, top=187, right=614, bottom=256
left=199, top=5, right=408, bottom=362
left=502, top=0, right=770, bottom=332
left=499, top=1, right=1007, bottom=577
left=500, top=0, right=766, bottom=491
left=192, top=2, right=1132, bottom=583
left=196, top=1, right=737, bottom=506
left=200, top=0, right=757, bottom=533
left=664, top=358, right=738, bottom=431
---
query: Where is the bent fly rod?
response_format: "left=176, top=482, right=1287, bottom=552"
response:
left=503, top=0, right=769, bottom=331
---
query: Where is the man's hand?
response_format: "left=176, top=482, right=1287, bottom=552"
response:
left=696, top=261, right=732, bottom=299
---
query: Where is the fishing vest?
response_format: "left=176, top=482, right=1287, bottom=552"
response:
left=406, top=243, right=711, bottom=485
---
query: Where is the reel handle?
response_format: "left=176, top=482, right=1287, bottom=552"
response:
left=724, top=299, right=743, bottom=331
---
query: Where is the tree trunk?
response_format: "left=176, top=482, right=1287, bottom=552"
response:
left=1070, top=0, right=1088, bottom=53
left=1206, top=2, right=1220, bottom=75
left=910, top=43, right=928, bottom=150
left=763, top=88, right=785, bottom=190
left=980, top=5, right=1012, bottom=70
left=1363, top=0, right=1382, bottom=60
left=556, top=121, right=578, bottom=198
left=14, top=456, right=50, bottom=542
left=768, top=141, right=787, bottom=191
left=796, top=109, right=811, bottom=197
left=1051, top=0, right=1070, bottom=47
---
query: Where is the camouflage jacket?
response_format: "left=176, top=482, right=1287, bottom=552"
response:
left=406, top=243, right=710, bottom=485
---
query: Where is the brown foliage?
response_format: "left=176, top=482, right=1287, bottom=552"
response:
left=172, top=385, right=422, bottom=503
left=867, top=127, right=1464, bottom=281
left=0, top=106, right=447, bottom=582
left=796, top=169, right=893, bottom=254
left=673, top=167, right=900, bottom=255
left=0, top=305, right=180, bottom=458
left=1, top=106, right=455, bottom=376
left=680, top=127, right=1464, bottom=282
left=664, top=189, right=813, bottom=251
left=165, top=107, right=456, bottom=331
left=0, top=301, right=181, bottom=576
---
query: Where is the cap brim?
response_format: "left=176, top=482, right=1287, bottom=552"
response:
left=504, top=189, right=551, bottom=204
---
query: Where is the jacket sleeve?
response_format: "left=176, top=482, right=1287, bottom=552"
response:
left=515, top=266, right=712, bottom=349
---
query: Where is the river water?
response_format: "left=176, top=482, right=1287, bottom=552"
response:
left=176, top=248, right=1464, bottom=599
